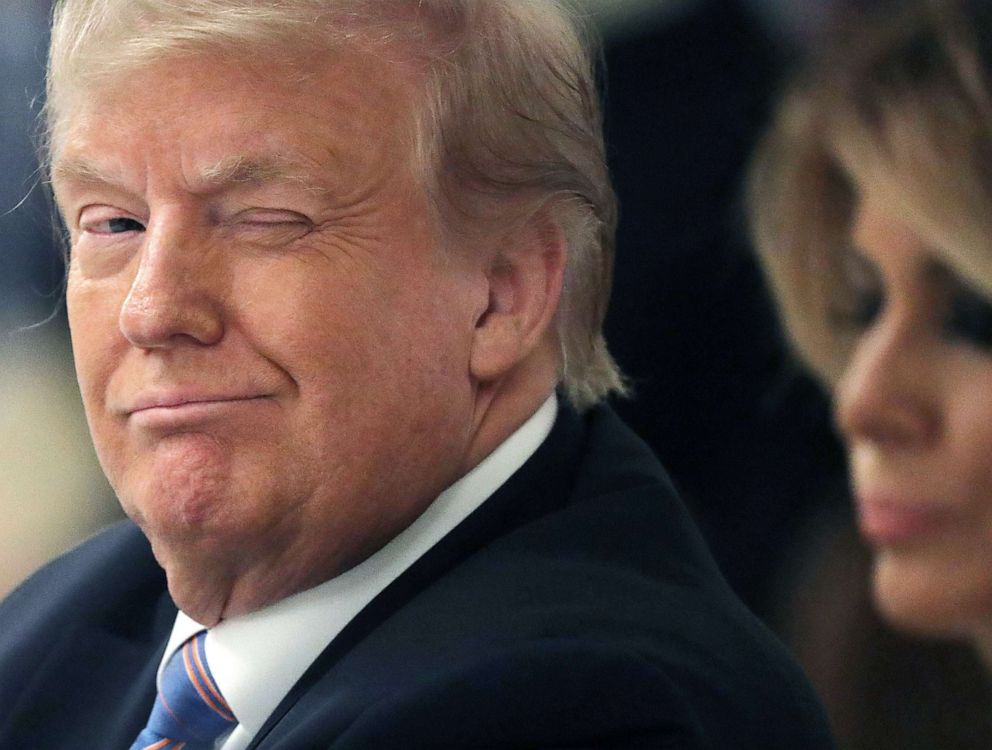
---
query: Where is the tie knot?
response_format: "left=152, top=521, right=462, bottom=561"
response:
left=130, top=630, right=236, bottom=750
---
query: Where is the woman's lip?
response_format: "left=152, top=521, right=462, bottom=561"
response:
left=857, top=496, right=952, bottom=544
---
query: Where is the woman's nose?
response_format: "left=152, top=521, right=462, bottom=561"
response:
left=833, top=315, right=941, bottom=449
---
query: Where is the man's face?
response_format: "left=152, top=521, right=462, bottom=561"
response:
left=53, top=50, right=488, bottom=623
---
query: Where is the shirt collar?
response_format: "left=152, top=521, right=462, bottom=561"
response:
left=160, top=394, right=558, bottom=738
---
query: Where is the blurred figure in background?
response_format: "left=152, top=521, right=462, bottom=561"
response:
left=750, top=0, right=992, bottom=746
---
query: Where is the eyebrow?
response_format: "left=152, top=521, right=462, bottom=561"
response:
left=51, top=153, right=328, bottom=195
left=50, top=158, right=119, bottom=187
left=197, top=154, right=326, bottom=192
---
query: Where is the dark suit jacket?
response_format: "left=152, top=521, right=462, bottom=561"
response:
left=0, top=404, right=834, bottom=748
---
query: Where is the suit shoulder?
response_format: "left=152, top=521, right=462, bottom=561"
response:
left=0, top=521, right=165, bottom=649
left=334, top=635, right=833, bottom=749
left=356, top=404, right=835, bottom=747
left=266, top=403, right=833, bottom=748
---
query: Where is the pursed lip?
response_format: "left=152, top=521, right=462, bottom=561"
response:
left=855, top=491, right=953, bottom=545
left=122, top=390, right=274, bottom=420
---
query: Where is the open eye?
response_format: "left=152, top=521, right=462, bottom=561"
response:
left=71, top=208, right=146, bottom=273
left=101, top=217, right=146, bottom=234
left=944, top=281, right=992, bottom=351
left=829, top=247, right=885, bottom=330
left=78, top=207, right=146, bottom=236
left=846, top=288, right=884, bottom=329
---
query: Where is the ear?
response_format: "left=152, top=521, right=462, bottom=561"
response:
left=470, top=209, right=566, bottom=383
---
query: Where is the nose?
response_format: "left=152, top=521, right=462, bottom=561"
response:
left=833, top=315, right=940, bottom=449
left=118, top=216, right=225, bottom=349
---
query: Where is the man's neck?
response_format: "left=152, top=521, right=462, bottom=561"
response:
left=463, top=345, right=560, bottom=476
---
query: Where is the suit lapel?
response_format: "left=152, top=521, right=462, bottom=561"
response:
left=248, top=402, right=586, bottom=748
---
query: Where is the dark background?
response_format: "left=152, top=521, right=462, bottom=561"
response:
left=601, top=0, right=846, bottom=618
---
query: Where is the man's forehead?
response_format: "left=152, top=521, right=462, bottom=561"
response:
left=48, top=50, right=413, bottom=191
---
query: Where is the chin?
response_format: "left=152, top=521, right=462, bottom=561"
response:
left=871, top=554, right=977, bottom=641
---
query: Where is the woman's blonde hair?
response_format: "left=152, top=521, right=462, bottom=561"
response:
left=46, top=0, right=626, bottom=409
left=748, top=0, right=992, bottom=384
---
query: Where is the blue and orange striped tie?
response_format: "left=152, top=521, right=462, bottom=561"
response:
left=129, top=630, right=237, bottom=750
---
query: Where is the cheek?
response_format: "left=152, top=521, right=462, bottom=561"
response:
left=272, top=274, right=474, bottom=452
left=66, top=274, right=135, bottom=479
left=947, top=400, right=992, bottom=508
left=872, top=400, right=992, bottom=635
left=67, top=278, right=118, bottom=404
left=248, top=260, right=468, bottom=375
left=955, top=422, right=992, bottom=572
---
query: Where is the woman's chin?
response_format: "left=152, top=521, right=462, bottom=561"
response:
left=870, top=551, right=982, bottom=641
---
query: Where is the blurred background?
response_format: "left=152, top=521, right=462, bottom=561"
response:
left=3, top=2, right=987, bottom=747
left=1, top=0, right=118, bottom=598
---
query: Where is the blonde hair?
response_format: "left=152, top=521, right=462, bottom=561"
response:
left=46, top=0, right=626, bottom=409
left=748, top=0, right=992, bottom=384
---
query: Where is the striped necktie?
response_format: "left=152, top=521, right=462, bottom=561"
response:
left=129, top=630, right=237, bottom=750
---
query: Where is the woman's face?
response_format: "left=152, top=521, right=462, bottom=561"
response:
left=834, top=190, right=992, bottom=641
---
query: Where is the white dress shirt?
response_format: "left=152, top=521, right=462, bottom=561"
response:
left=156, top=395, right=558, bottom=750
